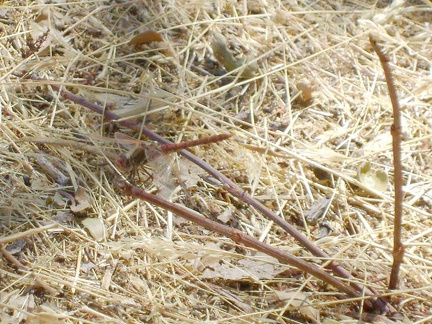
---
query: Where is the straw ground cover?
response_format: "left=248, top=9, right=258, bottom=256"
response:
left=1, top=0, right=431, bottom=322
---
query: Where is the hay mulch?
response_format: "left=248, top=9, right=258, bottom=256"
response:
left=1, top=0, right=432, bottom=323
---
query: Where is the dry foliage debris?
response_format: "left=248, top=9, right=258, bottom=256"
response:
left=1, top=0, right=432, bottom=323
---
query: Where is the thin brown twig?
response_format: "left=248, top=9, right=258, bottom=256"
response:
left=23, top=75, right=395, bottom=313
left=0, top=246, right=60, bottom=295
left=369, top=36, right=404, bottom=290
left=0, top=245, right=29, bottom=270
left=115, top=179, right=370, bottom=305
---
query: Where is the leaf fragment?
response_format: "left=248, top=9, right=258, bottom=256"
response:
left=70, top=186, right=91, bottom=213
left=129, top=30, right=163, bottom=48
left=296, top=81, right=313, bottom=106
left=358, top=161, right=388, bottom=192
left=201, top=253, right=286, bottom=280
left=82, top=218, right=105, bottom=241
left=272, top=291, right=320, bottom=322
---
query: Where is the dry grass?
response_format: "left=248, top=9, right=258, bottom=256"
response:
left=1, top=0, right=432, bottom=323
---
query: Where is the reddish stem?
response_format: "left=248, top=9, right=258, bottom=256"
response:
left=23, top=75, right=395, bottom=313
left=369, top=36, right=404, bottom=290
left=116, top=179, right=369, bottom=305
left=159, top=133, right=232, bottom=153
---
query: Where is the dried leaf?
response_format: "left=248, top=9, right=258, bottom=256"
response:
left=217, top=208, right=233, bottom=224
left=358, top=161, right=388, bottom=192
left=272, top=291, right=320, bottom=322
left=201, top=253, right=286, bottom=280
left=34, top=9, right=49, bottom=23
left=296, top=81, right=313, bottom=105
left=108, top=88, right=175, bottom=118
left=6, top=239, right=26, bottom=255
left=305, top=196, right=331, bottom=225
left=70, top=186, right=91, bottom=213
left=80, top=261, right=96, bottom=273
left=52, top=211, right=74, bottom=223
left=81, top=218, right=105, bottom=241
left=177, top=158, right=202, bottom=189
left=129, top=30, right=163, bottom=48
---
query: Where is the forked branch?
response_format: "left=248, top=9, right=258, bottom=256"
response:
left=23, top=74, right=395, bottom=313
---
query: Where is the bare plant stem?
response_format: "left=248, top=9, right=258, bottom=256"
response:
left=369, top=36, right=404, bottom=290
left=24, top=75, right=395, bottom=313
left=116, top=179, right=367, bottom=303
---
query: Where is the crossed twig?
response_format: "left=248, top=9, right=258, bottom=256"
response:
left=22, top=73, right=396, bottom=316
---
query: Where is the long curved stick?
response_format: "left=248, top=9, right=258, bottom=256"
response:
left=24, top=75, right=394, bottom=313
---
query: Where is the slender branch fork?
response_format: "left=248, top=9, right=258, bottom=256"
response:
left=23, top=74, right=395, bottom=314
left=369, top=36, right=404, bottom=290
